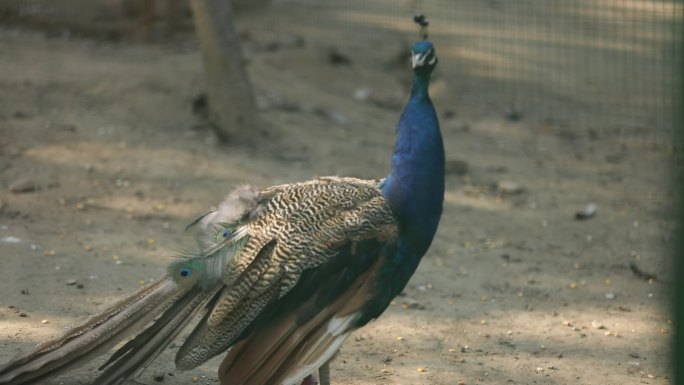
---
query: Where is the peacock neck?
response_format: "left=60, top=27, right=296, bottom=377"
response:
left=408, top=71, right=430, bottom=101
left=382, top=71, right=445, bottom=257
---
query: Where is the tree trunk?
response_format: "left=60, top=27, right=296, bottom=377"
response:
left=189, top=0, right=260, bottom=143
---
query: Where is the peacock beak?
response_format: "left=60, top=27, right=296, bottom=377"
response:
left=411, top=52, right=426, bottom=68
left=411, top=51, right=437, bottom=69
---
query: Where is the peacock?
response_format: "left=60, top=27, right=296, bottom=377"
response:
left=0, top=15, right=444, bottom=385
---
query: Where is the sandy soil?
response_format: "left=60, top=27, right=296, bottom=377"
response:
left=0, top=1, right=678, bottom=384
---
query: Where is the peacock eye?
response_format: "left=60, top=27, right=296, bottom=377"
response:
left=180, top=268, right=191, bottom=277
left=223, top=230, right=231, bottom=238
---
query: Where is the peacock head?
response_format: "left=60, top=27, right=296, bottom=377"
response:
left=411, top=41, right=438, bottom=72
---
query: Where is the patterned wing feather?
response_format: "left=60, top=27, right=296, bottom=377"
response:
left=174, top=177, right=399, bottom=370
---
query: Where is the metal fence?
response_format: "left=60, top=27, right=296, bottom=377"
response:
left=2, top=0, right=681, bottom=145
left=276, top=0, right=682, bottom=148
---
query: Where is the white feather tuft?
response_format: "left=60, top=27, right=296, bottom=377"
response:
left=327, top=313, right=359, bottom=337
left=281, top=332, right=351, bottom=385
left=200, top=185, right=260, bottom=228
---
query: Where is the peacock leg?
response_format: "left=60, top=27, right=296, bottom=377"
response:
left=318, top=361, right=331, bottom=385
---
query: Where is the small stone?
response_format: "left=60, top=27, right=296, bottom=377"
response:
left=1, top=236, right=22, bottom=243
left=20, top=288, right=29, bottom=295
left=353, top=88, right=372, bottom=102
left=153, top=370, right=165, bottom=381
left=9, top=179, right=38, bottom=194
left=575, top=203, right=597, bottom=220
left=417, top=367, right=427, bottom=373
left=505, top=109, right=522, bottom=122
left=313, top=107, right=349, bottom=126
left=591, top=320, right=605, bottom=329
left=76, top=283, right=84, bottom=289
left=41, top=319, right=49, bottom=324
left=629, top=352, right=640, bottom=359
left=328, top=47, right=352, bottom=66
left=18, top=312, right=28, bottom=317
left=402, top=298, right=425, bottom=310
left=497, top=181, right=524, bottom=194
left=66, top=279, right=77, bottom=286
left=446, top=159, right=469, bottom=175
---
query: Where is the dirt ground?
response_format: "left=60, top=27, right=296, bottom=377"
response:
left=0, top=1, right=679, bottom=384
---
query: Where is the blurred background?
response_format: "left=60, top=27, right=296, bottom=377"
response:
left=0, top=1, right=682, bottom=384
left=0, top=0, right=679, bottom=138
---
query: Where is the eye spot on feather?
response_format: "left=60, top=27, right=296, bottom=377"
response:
left=223, top=230, right=232, bottom=238
left=180, top=268, right=191, bottom=277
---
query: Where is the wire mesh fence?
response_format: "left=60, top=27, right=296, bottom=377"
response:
left=272, top=0, right=682, bottom=149
left=1, top=1, right=680, bottom=147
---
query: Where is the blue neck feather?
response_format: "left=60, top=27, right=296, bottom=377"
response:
left=382, top=66, right=445, bottom=257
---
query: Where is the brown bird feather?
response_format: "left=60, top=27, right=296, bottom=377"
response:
left=217, top=251, right=389, bottom=385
